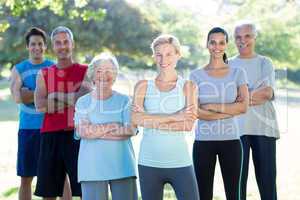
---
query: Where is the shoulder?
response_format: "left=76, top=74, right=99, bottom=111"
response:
left=228, top=55, right=239, bottom=62
left=76, top=63, right=88, bottom=70
left=232, top=66, right=247, bottom=77
left=257, top=55, right=274, bottom=72
left=44, top=59, right=55, bottom=66
left=231, top=66, right=243, bottom=73
left=184, top=80, right=197, bottom=88
left=113, top=92, right=132, bottom=110
left=15, top=60, right=29, bottom=72
left=76, top=93, right=91, bottom=108
left=74, top=63, right=88, bottom=78
left=189, top=68, right=205, bottom=83
left=228, top=56, right=242, bottom=68
left=259, top=55, right=273, bottom=66
left=190, top=68, right=202, bottom=77
left=44, top=64, right=56, bottom=70
left=113, top=91, right=130, bottom=102
left=15, top=60, right=28, bottom=67
left=134, top=80, right=148, bottom=91
left=41, top=64, right=55, bottom=74
left=183, top=80, right=197, bottom=95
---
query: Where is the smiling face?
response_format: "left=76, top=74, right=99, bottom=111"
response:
left=52, top=32, right=74, bottom=60
left=26, top=35, right=46, bottom=63
left=234, top=25, right=256, bottom=57
left=153, top=43, right=181, bottom=71
left=207, top=32, right=227, bottom=60
left=93, top=60, right=117, bottom=90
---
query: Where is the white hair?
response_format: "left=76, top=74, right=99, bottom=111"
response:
left=234, top=20, right=258, bottom=38
left=51, top=26, right=74, bottom=41
left=87, top=52, right=119, bottom=80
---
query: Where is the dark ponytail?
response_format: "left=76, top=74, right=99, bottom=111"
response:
left=223, top=52, right=228, bottom=64
left=207, top=27, right=229, bottom=64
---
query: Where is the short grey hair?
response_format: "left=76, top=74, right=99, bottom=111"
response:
left=234, top=21, right=258, bottom=38
left=87, top=52, right=119, bottom=81
left=51, top=26, right=74, bottom=41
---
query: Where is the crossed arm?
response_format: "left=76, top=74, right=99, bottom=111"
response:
left=131, top=80, right=198, bottom=132
left=76, top=120, right=136, bottom=140
left=249, top=86, right=273, bottom=106
left=34, top=70, right=92, bottom=113
left=10, top=67, right=35, bottom=104
left=198, top=84, right=249, bottom=119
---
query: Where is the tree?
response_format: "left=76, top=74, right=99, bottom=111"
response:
left=0, top=0, right=160, bottom=72
left=224, top=0, right=300, bottom=69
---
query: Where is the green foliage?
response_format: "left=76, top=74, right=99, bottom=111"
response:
left=226, top=0, right=300, bottom=69
left=140, top=1, right=207, bottom=69
left=0, top=0, right=160, bottom=71
left=0, top=0, right=300, bottom=81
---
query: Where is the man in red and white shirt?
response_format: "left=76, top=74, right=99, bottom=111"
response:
left=34, top=26, right=91, bottom=199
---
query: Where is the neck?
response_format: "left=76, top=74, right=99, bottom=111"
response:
left=57, top=58, right=73, bottom=69
left=157, top=69, right=178, bottom=82
left=207, top=57, right=227, bottom=69
left=93, top=88, right=113, bottom=100
left=29, top=57, right=44, bottom=65
left=239, top=52, right=256, bottom=59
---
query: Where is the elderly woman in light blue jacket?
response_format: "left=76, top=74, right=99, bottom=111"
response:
left=74, top=53, right=137, bottom=200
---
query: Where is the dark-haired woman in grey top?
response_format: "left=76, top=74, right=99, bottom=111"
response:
left=190, top=27, right=249, bottom=200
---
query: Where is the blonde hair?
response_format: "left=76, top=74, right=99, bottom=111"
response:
left=151, top=34, right=181, bottom=54
left=87, top=52, right=119, bottom=81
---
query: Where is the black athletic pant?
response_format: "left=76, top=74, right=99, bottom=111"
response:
left=240, top=135, right=277, bottom=200
left=138, top=165, right=199, bottom=200
left=193, top=140, right=242, bottom=200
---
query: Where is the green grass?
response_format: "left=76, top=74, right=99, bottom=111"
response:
left=0, top=80, right=9, bottom=90
left=0, top=94, right=18, bottom=122
left=0, top=81, right=18, bottom=122
left=2, top=187, right=18, bottom=198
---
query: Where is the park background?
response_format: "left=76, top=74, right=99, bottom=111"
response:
left=0, top=0, right=299, bottom=199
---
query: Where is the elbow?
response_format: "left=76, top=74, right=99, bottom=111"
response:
left=123, top=127, right=135, bottom=137
left=183, top=121, right=195, bottom=131
left=239, top=108, right=247, bottom=114
left=131, top=112, right=142, bottom=126
left=265, top=87, right=274, bottom=100
left=11, top=93, right=21, bottom=104
left=266, top=92, right=274, bottom=101
left=35, top=105, right=46, bottom=113
left=36, top=108, right=46, bottom=113
left=131, top=113, right=138, bottom=126
left=14, top=98, right=22, bottom=104
left=239, top=103, right=248, bottom=114
left=34, top=97, right=46, bottom=112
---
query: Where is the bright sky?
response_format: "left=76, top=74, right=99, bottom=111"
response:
left=127, top=0, right=221, bottom=14
left=126, top=0, right=238, bottom=28
left=163, top=0, right=220, bottom=14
